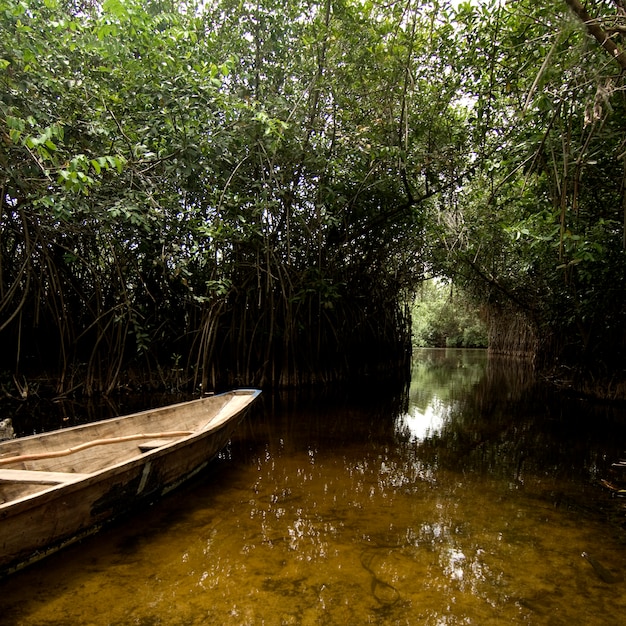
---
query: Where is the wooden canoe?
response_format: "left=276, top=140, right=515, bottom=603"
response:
left=0, top=388, right=261, bottom=578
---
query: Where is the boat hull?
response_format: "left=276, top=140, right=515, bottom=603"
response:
left=0, top=389, right=260, bottom=577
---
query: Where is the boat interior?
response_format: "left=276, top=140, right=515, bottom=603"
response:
left=0, top=391, right=254, bottom=504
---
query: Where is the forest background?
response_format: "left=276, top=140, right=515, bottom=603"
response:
left=2, top=0, right=626, bottom=398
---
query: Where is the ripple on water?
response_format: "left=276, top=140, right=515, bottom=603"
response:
left=2, top=351, right=626, bottom=624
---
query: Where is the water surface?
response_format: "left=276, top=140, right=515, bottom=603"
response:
left=1, top=349, right=626, bottom=625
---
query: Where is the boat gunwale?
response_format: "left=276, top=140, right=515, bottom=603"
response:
left=0, top=389, right=260, bottom=516
left=0, top=389, right=259, bottom=447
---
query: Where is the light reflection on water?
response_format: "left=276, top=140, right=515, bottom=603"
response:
left=398, top=398, right=450, bottom=442
left=1, top=349, right=626, bottom=624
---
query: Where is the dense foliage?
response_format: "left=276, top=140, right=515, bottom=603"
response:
left=440, top=0, right=626, bottom=384
left=412, top=281, right=487, bottom=348
left=1, top=0, right=460, bottom=393
left=2, top=0, right=626, bottom=395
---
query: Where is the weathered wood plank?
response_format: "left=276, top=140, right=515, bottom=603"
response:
left=138, top=439, right=179, bottom=452
left=0, top=430, right=194, bottom=466
left=0, top=470, right=91, bottom=484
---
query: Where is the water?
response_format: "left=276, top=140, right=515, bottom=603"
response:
left=1, top=349, right=626, bottom=625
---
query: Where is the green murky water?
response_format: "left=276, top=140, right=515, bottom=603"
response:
left=1, top=349, right=626, bottom=625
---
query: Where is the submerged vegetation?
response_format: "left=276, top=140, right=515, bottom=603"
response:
left=1, top=0, right=626, bottom=396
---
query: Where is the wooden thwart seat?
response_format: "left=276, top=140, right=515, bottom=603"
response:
left=138, top=438, right=180, bottom=452
left=0, top=469, right=91, bottom=484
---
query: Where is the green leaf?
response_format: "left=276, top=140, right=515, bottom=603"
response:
left=102, top=0, right=128, bottom=19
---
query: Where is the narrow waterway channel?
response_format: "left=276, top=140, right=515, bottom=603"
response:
left=1, top=349, right=626, bottom=625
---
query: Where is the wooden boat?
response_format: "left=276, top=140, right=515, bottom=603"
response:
left=0, top=388, right=261, bottom=578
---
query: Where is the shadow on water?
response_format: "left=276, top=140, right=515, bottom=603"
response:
left=2, top=349, right=626, bottom=625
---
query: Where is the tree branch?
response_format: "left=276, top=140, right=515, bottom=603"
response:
left=564, top=0, right=626, bottom=71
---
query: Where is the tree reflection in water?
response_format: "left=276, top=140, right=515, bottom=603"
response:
left=1, top=349, right=626, bottom=625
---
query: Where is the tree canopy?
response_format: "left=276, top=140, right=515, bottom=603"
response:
left=442, top=0, right=626, bottom=383
left=2, top=0, right=626, bottom=395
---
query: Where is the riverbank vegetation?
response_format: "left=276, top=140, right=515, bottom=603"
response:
left=2, top=0, right=626, bottom=397
left=412, top=281, right=487, bottom=348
